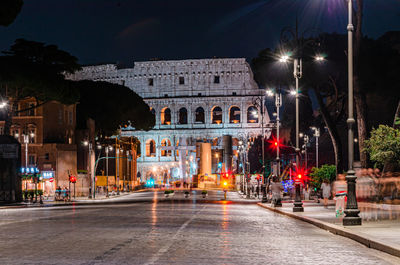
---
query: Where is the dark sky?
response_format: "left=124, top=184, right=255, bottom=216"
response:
left=1, top=0, right=399, bottom=66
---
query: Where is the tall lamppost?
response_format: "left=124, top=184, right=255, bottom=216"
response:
left=252, top=91, right=267, bottom=182
left=311, top=127, right=320, bottom=168
left=83, top=140, right=94, bottom=198
left=22, top=131, right=35, bottom=190
left=105, top=145, right=112, bottom=197
left=343, top=0, right=361, bottom=226
left=266, top=89, right=282, bottom=177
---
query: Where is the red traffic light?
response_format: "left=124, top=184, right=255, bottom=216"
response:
left=69, top=175, right=77, bottom=183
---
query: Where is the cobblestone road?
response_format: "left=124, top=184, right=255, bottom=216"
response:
left=0, top=192, right=399, bottom=265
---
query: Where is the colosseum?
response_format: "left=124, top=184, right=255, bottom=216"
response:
left=69, top=58, right=272, bottom=186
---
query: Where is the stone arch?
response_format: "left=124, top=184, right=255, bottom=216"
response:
left=229, top=106, right=241, bottom=123
left=161, top=107, right=171, bottom=125
left=194, top=107, right=205, bottom=123
left=178, top=107, right=188, bottom=124
left=247, top=106, right=259, bottom=123
left=161, top=138, right=172, bottom=156
left=145, top=139, right=156, bottom=157
left=211, top=106, right=223, bottom=124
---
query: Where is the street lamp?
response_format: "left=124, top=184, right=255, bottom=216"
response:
left=252, top=92, right=267, bottom=182
left=266, top=89, right=282, bottom=177
left=22, top=131, right=35, bottom=190
left=83, top=140, right=94, bottom=198
left=311, top=127, right=320, bottom=168
left=342, top=0, right=361, bottom=226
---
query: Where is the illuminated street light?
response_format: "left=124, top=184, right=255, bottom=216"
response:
left=315, top=55, right=325, bottom=61
left=266, top=89, right=274, bottom=97
left=0, top=101, right=7, bottom=108
left=279, top=55, right=290, bottom=63
left=290, top=90, right=297, bottom=96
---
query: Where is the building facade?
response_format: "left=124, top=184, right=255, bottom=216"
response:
left=0, top=99, right=78, bottom=196
left=69, top=58, right=272, bottom=185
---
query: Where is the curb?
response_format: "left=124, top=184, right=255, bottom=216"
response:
left=257, top=203, right=400, bottom=258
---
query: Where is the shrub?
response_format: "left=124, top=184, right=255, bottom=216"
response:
left=201, top=190, right=207, bottom=195
left=310, top=165, right=337, bottom=189
left=365, top=125, right=400, bottom=169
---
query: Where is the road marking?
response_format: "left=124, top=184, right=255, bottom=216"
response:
left=144, top=205, right=206, bottom=265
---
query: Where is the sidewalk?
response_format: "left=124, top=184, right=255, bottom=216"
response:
left=258, top=201, right=400, bottom=258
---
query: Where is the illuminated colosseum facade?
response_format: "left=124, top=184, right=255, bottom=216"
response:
left=69, top=58, right=272, bottom=185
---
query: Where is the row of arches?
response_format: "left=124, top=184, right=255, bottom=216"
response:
left=158, top=106, right=260, bottom=125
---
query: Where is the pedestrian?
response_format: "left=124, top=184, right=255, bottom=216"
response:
left=256, top=185, right=260, bottom=198
left=333, top=174, right=347, bottom=217
left=321, top=179, right=331, bottom=208
left=271, top=176, right=283, bottom=207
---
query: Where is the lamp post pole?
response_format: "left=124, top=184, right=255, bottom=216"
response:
left=105, top=147, right=109, bottom=197
left=343, top=0, right=361, bottom=226
left=294, top=58, right=302, bottom=167
left=275, top=92, right=282, bottom=177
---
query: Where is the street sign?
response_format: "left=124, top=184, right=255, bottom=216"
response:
left=49, top=177, right=54, bottom=182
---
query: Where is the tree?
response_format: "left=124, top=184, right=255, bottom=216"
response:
left=73, top=80, right=155, bottom=137
left=0, top=0, right=23, bottom=26
left=310, top=164, right=337, bottom=189
left=364, top=125, right=400, bottom=170
left=0, top=39, right=81, bottom=134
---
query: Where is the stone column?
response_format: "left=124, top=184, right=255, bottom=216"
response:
left=199, top=142, right=212, bottom=177
left=223, top=135, right=233, bottom=173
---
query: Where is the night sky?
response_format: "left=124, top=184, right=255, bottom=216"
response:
left=1, top=0, right=399, bottom=66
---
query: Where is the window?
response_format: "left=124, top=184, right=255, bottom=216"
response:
left=212, top=106, right=223, bottom=124
left=161, top=139, right=172, bottom=156
left=12, top=128, right=20, bottom=140
left=69, top=111, right=73, bottom=125
left=214, top=76, right=220, bottom=84
left=198, top=93, right=202, bottom=96
left=195, top=107, right=205, bottom=123
left=232, top=92, right=237, bottom=96
left=229, top=106, right=241, bottom=123
left=12, top=103, right=19, bottom=116
left=179, top=76, right=185, bottom=85
left=161, top=108, right=171, bottom=125
left=28, top=155, right=36, bottom=166
left=28, top=129, right=36, bottom=143
left=45, top=153, right=50, bottom=160
left=58, top=109, right=63, bottom=125
left=146, top=139, right=156, bottom=157
left=178, top=108, right=188, bottom=124
left=28, top=103, right=35, bottom=116
left=148, top=78, right=154, bottom=86
left=247, top=106, right=259, bottom=123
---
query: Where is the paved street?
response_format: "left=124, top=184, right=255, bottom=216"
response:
left=1, top=191, right=399, bottom=265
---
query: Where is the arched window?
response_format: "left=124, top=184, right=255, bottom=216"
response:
left=178, top=108, right=188, bottom=124
left=229, top=106, right=241, bottom=123
left=247, top=106, right=259, bottom=123
left=146, top=139, right=156, bottom=157
left=161, top=107, right=171, bottom=125
left=195, top=107, right=205, bottom=123
left=212, top=106, right=223, bottom=124
left=161, top=139, right=172, bottom=156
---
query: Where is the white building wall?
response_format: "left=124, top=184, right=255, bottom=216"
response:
left=68, top=58, right=272, bottom=180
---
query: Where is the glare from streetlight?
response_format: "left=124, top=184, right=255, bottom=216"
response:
left=29, top=132, right=35, bottom=138
left=83, top=140, right=89, bottom=146
left=108, top=146, right=113, bottom=151
left=290, top=90, right=297, bottom=96
left=0, top=102, right=7, bottom=108
left=266, top=89, right=274, bottom=97
left=299, top=133, right=304, bottom=138
left=315, top=55, right=325, bottom=61
left=273, top=112, right=277, bottom=117
left=279, top=55, right=290, bottom=63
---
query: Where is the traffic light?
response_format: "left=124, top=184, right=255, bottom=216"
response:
left=69, top=175, right=77, bottom=183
